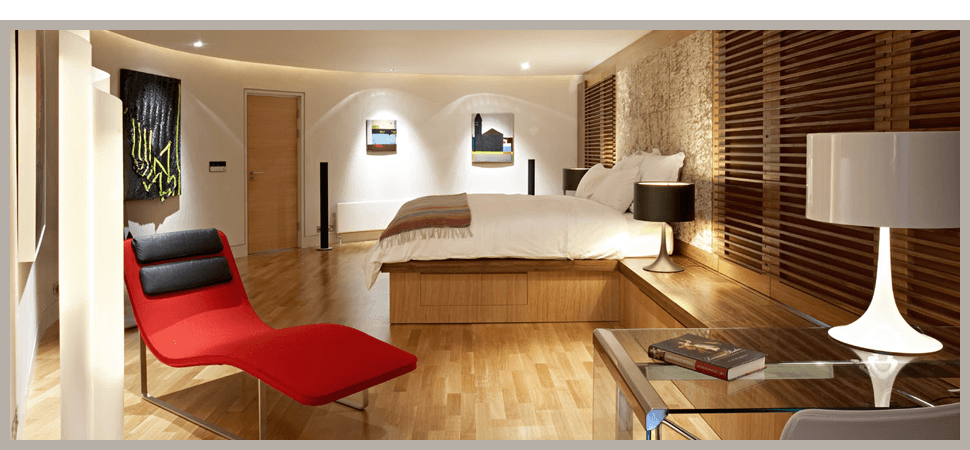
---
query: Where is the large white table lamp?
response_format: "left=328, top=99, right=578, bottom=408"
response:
left=806, top=131, right=959, bottom=354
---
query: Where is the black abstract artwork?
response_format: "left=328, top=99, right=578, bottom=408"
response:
left=121, top=69, right=181, bottom=201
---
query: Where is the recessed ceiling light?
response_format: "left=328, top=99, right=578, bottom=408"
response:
left=193, top=40, right=204, bottom=48
left=521, top=62, right=531, bottom=70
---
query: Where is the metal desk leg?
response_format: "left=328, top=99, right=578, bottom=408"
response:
left=662, top=418, right=699, bottom=440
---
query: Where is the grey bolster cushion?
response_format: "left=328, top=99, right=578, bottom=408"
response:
left=139, top=256, right=233, bottom=295
left=132, top=228, right=224, bottom=264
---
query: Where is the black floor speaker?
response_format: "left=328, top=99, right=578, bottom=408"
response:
left=528, top=159, right=535, bottom=195
left=318, top=162, right=332, bottom=251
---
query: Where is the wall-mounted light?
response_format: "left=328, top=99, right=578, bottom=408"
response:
left=520, top=62, right=530, bottom=70
left=193, top=40, right=204, bottom=48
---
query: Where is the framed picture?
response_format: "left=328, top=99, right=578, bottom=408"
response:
left=471, top=113, right=513, bottom=163
left=366, top=119, right=397, bottom=153
left=121, top=69, right=182, bottom=201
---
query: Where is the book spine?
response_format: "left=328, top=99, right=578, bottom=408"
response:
left=652, top=350, right=729, bottom=380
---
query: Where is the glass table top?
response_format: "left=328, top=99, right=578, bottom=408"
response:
left=596, top=327, right=959, bottom=414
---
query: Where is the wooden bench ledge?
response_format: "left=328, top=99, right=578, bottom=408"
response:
left=617, top=255, right=821, bottom=328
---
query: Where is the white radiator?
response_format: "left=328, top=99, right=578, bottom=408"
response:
left=336, top=200, right=407, bottom=235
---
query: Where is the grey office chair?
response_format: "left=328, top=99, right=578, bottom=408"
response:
left=780, top=403, right=960, bottom=440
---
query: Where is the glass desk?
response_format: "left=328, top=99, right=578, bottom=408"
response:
left=592, top=327, right=959, bottom=440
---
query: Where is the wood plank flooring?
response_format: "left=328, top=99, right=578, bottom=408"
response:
left=21, top=241, right=636, bottom=440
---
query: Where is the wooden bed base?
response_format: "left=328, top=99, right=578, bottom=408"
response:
left=380, top=259, right=620, bottom=324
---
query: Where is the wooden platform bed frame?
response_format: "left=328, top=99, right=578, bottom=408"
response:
left=379, top=255, right=829, bottom=328
left=381, top=259, right=621, bottom=324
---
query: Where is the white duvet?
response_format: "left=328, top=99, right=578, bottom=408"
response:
left=363, top=194, right=673, bottom=288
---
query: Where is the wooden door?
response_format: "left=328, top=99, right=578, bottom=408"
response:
left=246, top=95, right=298, bottom=254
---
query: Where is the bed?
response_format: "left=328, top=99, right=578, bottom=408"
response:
left=365, top=150, right=685, bottom=324
left=364, top=193, right=673, bottom=324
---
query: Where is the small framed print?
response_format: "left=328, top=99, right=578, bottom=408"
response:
left=366, top=119, right=397, bottom=153
left=471, top=113, right=513, bottom=163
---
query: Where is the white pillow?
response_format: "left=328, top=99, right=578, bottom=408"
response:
left=590, top=167, right=641, bottom=212
left=639, top=151, right=686, bottom=182
left=574, top=163, right=609, bottom=199
left=613, top=148, right=659, bottom=171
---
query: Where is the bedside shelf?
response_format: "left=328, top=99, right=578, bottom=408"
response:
left=616, top=255, right=819, bottom=329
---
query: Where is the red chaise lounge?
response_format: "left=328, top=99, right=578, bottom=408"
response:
left=123, top=228, right=417, bottom=439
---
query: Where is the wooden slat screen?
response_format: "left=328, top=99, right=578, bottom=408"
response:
left=583, top=74, right=616, bottom=168
left=713, top=30, right=959, bottom=327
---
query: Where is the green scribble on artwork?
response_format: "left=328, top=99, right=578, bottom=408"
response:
left=129, top=85, right=181, bottom=201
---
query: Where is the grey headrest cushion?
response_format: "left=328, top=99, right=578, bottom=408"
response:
left=132, top=228, right=223, bottom=263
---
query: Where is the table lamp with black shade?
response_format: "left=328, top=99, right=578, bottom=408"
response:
left=562, top=168, right=589, bottom=195
left=806, top=131, right=958, bottom=354
left=634, top=182, right=695, bottom=273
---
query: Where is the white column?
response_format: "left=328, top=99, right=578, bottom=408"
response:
left=91, top=67, right=124, bottom=439
left=58, top=30, right=123, bottom=440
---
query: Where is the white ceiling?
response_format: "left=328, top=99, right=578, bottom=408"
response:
left=109, top=30, right=651, bottom=77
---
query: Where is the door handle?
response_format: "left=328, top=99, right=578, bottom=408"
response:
left=250, top=171, right=264, bottom=175
left=249, top=171, right=264, bottom=181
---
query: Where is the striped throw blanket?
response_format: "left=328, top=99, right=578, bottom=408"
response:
left=379, top=193, right=472, bottom=245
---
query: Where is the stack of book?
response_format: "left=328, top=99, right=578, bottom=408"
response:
left=647, top=333, right=766, bottom=381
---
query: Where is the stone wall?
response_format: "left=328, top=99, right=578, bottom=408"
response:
left=616, top=30, right=713, bottom=253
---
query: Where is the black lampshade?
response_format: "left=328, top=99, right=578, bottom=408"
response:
left=562, top=168, right=589, bottom=191
left=634, top=182, right=695, bottom=222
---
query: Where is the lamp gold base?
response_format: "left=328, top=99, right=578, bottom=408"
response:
left=643, top=252, right=683, bottom=273
left=643, top=223, right=683, bottom=273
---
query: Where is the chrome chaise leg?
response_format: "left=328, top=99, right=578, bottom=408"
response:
left=140, top=336, right=245, bottom=440
left=336, top=389, right=369, bottom=410
left=140, top=336, right=370, bottom=439
left=258, top=377, right=267, bottom=439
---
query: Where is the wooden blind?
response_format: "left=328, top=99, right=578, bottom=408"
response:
left=583, top=74, right=616, bottom=168
left=713, top=30, right=959, bottom=327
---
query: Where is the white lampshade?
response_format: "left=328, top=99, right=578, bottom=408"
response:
left=805, top=131, right=959, bottom=355
left=806, top=131, right=959, bottom=228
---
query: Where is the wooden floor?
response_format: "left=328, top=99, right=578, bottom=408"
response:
left=20, top=241, right=635, bottom=440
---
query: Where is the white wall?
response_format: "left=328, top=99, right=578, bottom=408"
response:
left=15, top=257, right=59, bottom=417
left=91, top=31, right=580, bottom=254
left=12, top=30, right=61, bottom=438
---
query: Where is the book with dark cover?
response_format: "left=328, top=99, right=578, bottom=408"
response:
left=647, top=333, right=766, bottom=381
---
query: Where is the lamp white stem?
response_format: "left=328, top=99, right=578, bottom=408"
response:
left=850, top=349, right=915, bottom=407
left=827, top=227, right=942, bottom=354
